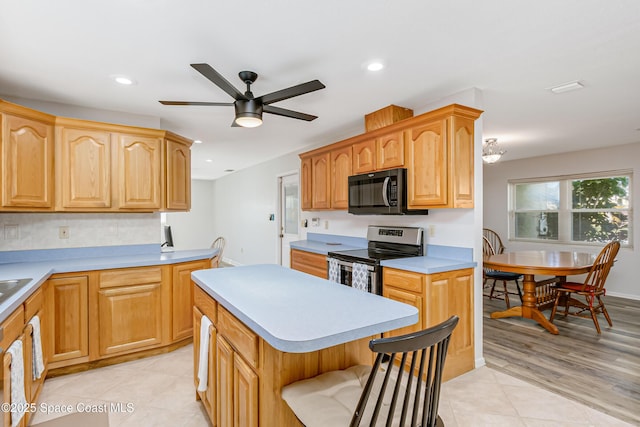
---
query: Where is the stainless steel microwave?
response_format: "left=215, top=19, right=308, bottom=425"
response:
left=348, top=168, right=428, bottom=215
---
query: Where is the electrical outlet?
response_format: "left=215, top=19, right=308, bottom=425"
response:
left=59, top=226, right=69, bottom=239
left=428, top=225, right=435, bottom=237
left=324, top=220, right=329, bottom=229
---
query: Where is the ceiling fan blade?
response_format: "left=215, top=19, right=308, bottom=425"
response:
left=231, top=120, right=241, bottom=127
left=159, top=101, right=234, bottom=106
left=263, top=105, right=317, bottom=121
left=190, top=63, right=247, bottom=101
left=258, top=80, right=325, bottom=105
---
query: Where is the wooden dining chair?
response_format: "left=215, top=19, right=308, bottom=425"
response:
left=549, top=240, right=620, bottom=334
left=482, top=233, right=523, bottom=308
left=282, top=316, right=459, bottom=427
left=210, top=236, right=225, bottom=263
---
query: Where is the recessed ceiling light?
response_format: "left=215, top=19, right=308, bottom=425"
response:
left=367, top=62, right=384, bottom=72
left=194, top=140, right=203, bottom=144
left=111, top=75, right=136, bottom=85
left=548, top=80, right=584, bottom=94
left=205, top=159, right=213, bottom=163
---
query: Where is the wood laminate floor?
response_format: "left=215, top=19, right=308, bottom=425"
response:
left=483, top=293, right=640, bottom=425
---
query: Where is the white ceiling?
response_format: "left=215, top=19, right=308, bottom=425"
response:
left=1, top=0, right=639, bottom=180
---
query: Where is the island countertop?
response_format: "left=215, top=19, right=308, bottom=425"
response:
left=191, top=264, right=418, bottom=353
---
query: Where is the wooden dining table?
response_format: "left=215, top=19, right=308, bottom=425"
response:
left=483, top=250, right=596, bottom=334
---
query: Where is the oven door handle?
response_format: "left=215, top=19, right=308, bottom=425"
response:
left=382, top=177, right=391, bottom=207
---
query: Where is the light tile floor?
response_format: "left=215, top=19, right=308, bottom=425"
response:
left=30, top=345, right=632, bottom=427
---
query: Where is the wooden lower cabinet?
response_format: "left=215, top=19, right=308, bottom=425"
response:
left=193, top=285, right=374, bottom=427
left=383, top=267, right=474, bottom=381
left=2, top=285, right=50, bottom=427
left=98, top=282, right=163, bottom=356
left=172, top=260, right=210, bottom=341
left=193, top=306, right=217, bottom=423
left=290, top=249, right=327, bottom=279
left=47, top=275, right=89, bottom=366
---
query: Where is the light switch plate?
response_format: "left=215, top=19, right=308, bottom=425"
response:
left=4, top=224, right=19, bottom=240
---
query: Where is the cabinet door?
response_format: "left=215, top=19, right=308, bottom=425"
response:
left=193, top=306, right=217, bottom=423
left=300, top=156, right=312, bottom=210
left=173, top=260, right=207, bottom=341
left=116, top=134, right=162, bottom=209
left=234, top=352, right=259, bottom=427
left=382, top=287, right=423, bottom=337
left=58, top=127, right=111, bottom=208
left=24, top=284, right=48, bottom=404
left=450, top=115, right=475, bottom=208
left=217, top=336, right=234, bottom=427
left=48, top=276, right=89, bottom=363
left=1, top=113, right=54, bottom=208
left=311, top=152, right=330, bottom=209
left=331, top=146, right=352, bottom=209
left=352, top=139, right=376, bottom=174
left=405, top=119, right=448, bottom=208
left=165, top=138, right=191, bottom=211
left=424, top=269, right=474, bottom=380
left=376, top=130, right=404, bottom=170
left=98, top=283, right=162, bottom=356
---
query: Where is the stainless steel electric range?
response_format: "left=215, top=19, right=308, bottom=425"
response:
left=326, top=225, right=424, bottom=295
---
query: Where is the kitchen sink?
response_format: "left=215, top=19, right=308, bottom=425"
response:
left=0, top=278, right=32, bottom=304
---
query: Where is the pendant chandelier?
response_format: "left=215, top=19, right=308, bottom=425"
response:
left=482, top=138, right=505, bottom=163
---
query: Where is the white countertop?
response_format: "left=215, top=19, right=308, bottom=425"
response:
left=192, top=264, right=418, bottom=353
left=0, top=247, right=218, bottom=323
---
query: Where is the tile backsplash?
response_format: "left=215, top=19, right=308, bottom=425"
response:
left=0, top=213, right=161, bottom=251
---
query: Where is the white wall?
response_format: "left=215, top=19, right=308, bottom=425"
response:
left=483, top=142, right=640, bottom=299
left=164, top=180, right=216, bottom=250
left=0, top=213, right=160, bottom=250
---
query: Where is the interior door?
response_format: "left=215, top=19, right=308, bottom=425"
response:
left=279, top=173, right=300, bottom=266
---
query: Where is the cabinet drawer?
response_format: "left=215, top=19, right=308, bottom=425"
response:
left=290, top=249, right=327, bottom=279
left=99, top=266, right=162, bottom=288
left=24, top=285, right=45, bottom=321
left=0, top=305, right=25, bottom=351
left=194, top=285, right=217, bottom=324
left=383, top=268, right=423, bottom=293
left=218, top=306, right=259, bottom=369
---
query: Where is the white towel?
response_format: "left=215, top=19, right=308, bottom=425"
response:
left=7, top=340, right=28, bottom=427
left=29, top=315, right=46, bottom=380
left=197, top=315, right=213, bottom=392
left=351, top=262, right=369, bottom=292
left=328, top=258, right=339, bottom=283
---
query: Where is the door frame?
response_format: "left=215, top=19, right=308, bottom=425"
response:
left=276, top=170, right=301, bottom=266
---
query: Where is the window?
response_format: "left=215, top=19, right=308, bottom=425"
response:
left=509, top=171, right=631, bottom=246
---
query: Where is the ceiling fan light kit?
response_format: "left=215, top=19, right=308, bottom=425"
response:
left=159, top=63, right=325, bottom=128
left=482, top=138, right=506, bottom=163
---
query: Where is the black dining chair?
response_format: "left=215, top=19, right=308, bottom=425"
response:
left=482, top=236, right=522, bottom=308
left=282, top=316, right=459, bottom=427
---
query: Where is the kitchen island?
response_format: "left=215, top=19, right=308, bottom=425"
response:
left=191, top=264, right=418, bottom=426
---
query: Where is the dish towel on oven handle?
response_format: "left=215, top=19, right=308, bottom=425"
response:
left=197, top=315, right=213, bottom=392
left=352, top=262, right=369, bottom=292
left=7, top=339, right=28, bottom=427
left=328, top=258, right=339, bottom=283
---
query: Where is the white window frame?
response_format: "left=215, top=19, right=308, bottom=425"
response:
left=508, top=170, right=633, bottom=248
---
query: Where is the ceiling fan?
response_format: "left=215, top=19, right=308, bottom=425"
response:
left=159, top=63, right=325, bottom=128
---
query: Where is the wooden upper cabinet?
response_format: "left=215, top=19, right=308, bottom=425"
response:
left=57, top=127, right=111, bottom=209
left=300, top=156, right=312, bottom=210
left=165, top=136, right=191, bottom=211
left=331, top=146, right=352, bottom=209
left=405, top=119, right=448, bottom=208
left=311, top=152, right=330, bottom=209
left=116, top=133, right=162, bottom=210
left=376, top=130, right=404, bottom=170
left=352, top=139, right=376, bottom=174
left=0, top=106, right=54, bottom=209
left=450, top=115, right=475, bottom=208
